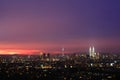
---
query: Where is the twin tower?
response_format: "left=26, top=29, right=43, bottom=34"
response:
left=89, top=46, right=96, bottom=59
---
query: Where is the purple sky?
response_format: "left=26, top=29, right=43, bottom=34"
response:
left=0, top=0, right=120, bottom=53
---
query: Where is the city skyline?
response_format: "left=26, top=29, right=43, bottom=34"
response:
left=0, top=0, right=120, bottom=54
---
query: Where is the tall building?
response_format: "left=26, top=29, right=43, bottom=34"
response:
left=89, top=46, right=95, bottom=59
left=62, top=47, right=65, bottom=56
left=89, top=46, right=99, bottom=59
left=89, top=47, right=92, bottom=57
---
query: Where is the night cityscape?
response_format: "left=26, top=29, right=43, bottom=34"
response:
left=0, top=0, right=120, bottom=80
left=0, top=47, right=120, bottom=80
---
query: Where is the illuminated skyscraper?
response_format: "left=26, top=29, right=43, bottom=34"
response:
left=89, top=47, right=92, bottom=57
left=89, top=46, right=95, bottom=59
left=62, top=47, right=64, bottom=56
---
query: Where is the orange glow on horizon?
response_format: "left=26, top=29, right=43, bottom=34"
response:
left=0, top=49, right=42, bottom=55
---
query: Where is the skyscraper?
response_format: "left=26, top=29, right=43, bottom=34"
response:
left=89, top=46, right=95, bottom=59
left=89, top=47, right=92, bottom=57
left=62, top=47, right=65, bottom=56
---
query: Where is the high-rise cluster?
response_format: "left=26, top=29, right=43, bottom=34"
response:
left=89, top=46, right=99, bottom=59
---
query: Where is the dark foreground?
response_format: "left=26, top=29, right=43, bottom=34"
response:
left=0, top=63, right=120, bottom=80
left=0, top=54, right=120, bottom=80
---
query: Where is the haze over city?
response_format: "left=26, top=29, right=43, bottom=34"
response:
left=0, top=0, right=120, bottom=54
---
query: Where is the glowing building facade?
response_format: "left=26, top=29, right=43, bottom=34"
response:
left=89, top=46, right=97, bottom=59
left=89, top=46, right=99, bottom=59
left=62, top=47, right=65, bottom=56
